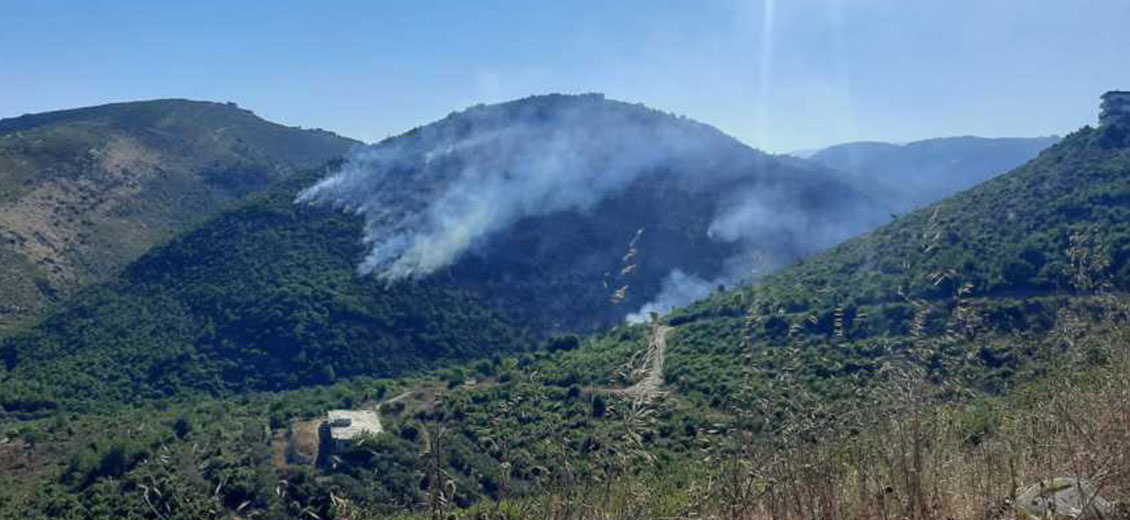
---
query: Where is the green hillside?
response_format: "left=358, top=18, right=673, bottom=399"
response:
left=0, top=100, right=359, bottom=332
left=296, top=94, right=891, bottom=332
left=0, top=174, right=527, bottom=412
left=682, top=122, right=1130, bottom=322
left=0, top=94, right=894, bottom=412
left=2, top=112, right=1128, bottom=519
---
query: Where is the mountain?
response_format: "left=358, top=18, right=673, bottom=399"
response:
left=663, top=121, right=1130, bottom=397
left=0, top=94, right=893, bottom=408
left=792, top=128, right=1123, bottom=299
left=2, top=111, right=1127, bottom=520
left=0, top=100, right=359, bottom=332
left=2, top=98, right=1129, bottom=519
left=0, top=177, right=527, bottom=410
left=297, top=94, right=892, bottom=330
left=805, top=135, right=1060, bottom=213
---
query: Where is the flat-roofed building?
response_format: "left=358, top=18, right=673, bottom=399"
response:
left=325, top=410, right=382, bottom=452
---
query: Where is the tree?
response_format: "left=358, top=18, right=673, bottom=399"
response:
left=591, top=395, right=607, bottom=418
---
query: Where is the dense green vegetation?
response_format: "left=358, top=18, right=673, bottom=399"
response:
left=0, top=99, right=359, bottom=332
left=1, top=115, right=1129, bottom=519
left=0, top=182, right=527, bottom=412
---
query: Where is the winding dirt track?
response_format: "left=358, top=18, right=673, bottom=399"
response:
left=610, top=324, right=671, bottom=403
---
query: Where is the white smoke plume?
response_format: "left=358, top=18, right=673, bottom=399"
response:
left=625, top=269, right=719, bottom=324
left=296, top=94, right=887, bottom=321
left=296, top=94, right=751, bottom=280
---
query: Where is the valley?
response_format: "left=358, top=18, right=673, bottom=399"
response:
left=8, top=2, right=1130, bottom=517
left=1, top=94, right=1128, bottom=520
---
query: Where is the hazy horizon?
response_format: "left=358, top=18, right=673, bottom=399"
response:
left=2, top=0, right=1128, bottom=152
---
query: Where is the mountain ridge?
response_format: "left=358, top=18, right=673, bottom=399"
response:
left=803, top=135, right=1060, bottom=213
left=0, top=99, right=360, bottom=331
left=0, top=93, right=894, bottom=407
left=2, top=97, right=1130, bottom=519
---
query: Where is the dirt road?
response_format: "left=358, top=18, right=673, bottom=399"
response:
left=610, top=324, right=671, bottom=403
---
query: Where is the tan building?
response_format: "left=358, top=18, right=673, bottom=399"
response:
left=325, top=410, right=382, bottom=452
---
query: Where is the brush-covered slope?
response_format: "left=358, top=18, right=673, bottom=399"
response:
left=2, top=112, right=1129, bottom=520
left=0, top=100, right=359, bottom=331
left=807, top=135, right=1059, bottom=213
left=657, top=122, right=1130, bottom=400
left=761, top=127, right=1128, bottom=305
left=0, top=94, right=889, bottom=410
left=297, top=93, right=890, bottom=331
left=0, top=173, right=525, bottom=411
left=4, top=123, right=1125, bottom=520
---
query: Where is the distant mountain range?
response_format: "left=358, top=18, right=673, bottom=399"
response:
left=797, top=135, right=1060, bottom=213
left=0, top=100, right=359, bottom=331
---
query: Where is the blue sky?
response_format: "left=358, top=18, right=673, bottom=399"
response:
left=2, top=0, right=1128, bottom=152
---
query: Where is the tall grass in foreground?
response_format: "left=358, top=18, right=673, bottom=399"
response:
left=356, top=297, right=1128, bottom=520
left=362, top=231, right=1129, bottom=520
left=322, top=225, right=1130, bottom=520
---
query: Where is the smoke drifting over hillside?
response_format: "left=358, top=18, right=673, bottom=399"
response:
left=301, top=95, right=742, bottom=277
left=297, top=94, right=884, bottom=321
left=626, top=269, right=718, bottom=323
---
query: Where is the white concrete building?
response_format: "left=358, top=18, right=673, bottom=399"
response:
left=325, top=410, right=382, bottom=452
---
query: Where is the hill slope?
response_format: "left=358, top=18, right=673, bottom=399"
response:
left=1, top=105, right=1129, bottom=519
left=0, top=94, right=896, bottom=407
left=806, top=135, right=1059, bottom=213
left=0, top=174, right=526, bottom=411
left=656, top=122, right=1130, bottom=403
left=0, top=100, right=359, bottom=331
left=761, top=128, right=1127, bottom=306
left=298, top=93, right=892, bottom=330
left=1, top=119, right=1126, bottom=520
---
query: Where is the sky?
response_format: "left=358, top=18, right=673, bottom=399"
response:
left=1, top=0, right=1129, bottom=153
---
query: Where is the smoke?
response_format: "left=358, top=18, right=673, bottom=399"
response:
left=622, top=172, right=884, bottom=321
left=296, top=94, right=888, bottom=322
left=297, top=94, right=747, bottom=280
left=625, top=270, right=719, bottom=324
left=708, top=182, right=869, bottom=255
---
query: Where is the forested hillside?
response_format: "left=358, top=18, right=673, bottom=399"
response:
left=1, top=113, right=1128, bottom=519
left=297, top=94, right=893, bottom=331
left=0, top=100, right=358, bottom=331
left=0, top=94, right=899, bottom=412
left=0, top=173, right=526, bottom=412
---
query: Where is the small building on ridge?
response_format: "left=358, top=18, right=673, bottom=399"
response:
left=324, top=410, right=382, bottom=452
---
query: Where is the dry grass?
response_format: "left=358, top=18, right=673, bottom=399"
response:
left=438, top=311, right=1130, bottom=520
